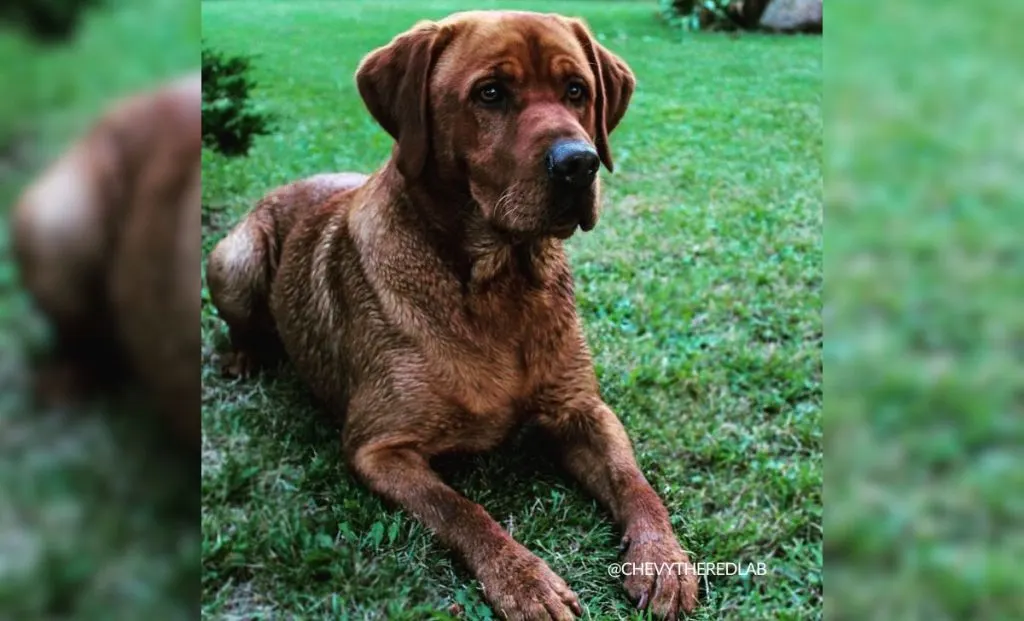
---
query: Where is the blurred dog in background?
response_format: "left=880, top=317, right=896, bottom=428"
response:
left=10, top=73, right=201, bottom=447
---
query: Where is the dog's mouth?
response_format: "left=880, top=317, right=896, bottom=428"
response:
left=481, top=180, right=596, bottom=240
left=547, top=197, right=596, bottom=238
left=549, top=222, right=578, bottom=239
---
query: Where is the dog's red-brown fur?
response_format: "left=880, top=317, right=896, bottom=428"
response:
left=208, top=11, right=697, bottom=619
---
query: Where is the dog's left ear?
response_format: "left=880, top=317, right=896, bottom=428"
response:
left=567, top=19, right=636, bottom=173
left=356, top=21, right=454, bottom=179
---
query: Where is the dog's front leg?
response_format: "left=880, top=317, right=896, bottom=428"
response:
left=536, top=393, right=699, bottom=618
left=349, top=439, right=582, bottom=620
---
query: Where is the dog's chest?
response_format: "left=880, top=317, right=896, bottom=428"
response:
left=357, top=217, right=579, bottom=419
left=435, top=285, right=572, bottom=417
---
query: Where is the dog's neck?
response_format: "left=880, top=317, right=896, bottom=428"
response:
left=381, top=161, right=566, bottom=291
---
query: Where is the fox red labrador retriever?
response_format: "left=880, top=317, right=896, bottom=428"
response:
left=208, top=11, right=698, bottom=619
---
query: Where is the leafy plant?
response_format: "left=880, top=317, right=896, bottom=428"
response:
left=658, top=0, right=750, bottom=33
left=201, top=44, right=274, bottom=157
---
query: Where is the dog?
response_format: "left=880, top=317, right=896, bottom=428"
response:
left=207, top=11, right=698, bottom=619
left=12, top=74, right=201, bottom=446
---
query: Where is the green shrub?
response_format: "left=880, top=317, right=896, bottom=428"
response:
left=659, top=0, right=747, bottom=32
left=201, top=45, right=274, bottom=157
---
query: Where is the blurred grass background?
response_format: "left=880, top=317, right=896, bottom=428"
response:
left=0, top=1, right=199, bottom=619
left=825, top=1, right=1024, bottom=619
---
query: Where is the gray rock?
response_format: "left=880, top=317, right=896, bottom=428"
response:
left=759, top=0, right=822, bottom=33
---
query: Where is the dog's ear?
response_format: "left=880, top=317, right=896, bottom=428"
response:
left=567, top=19, right=636, bottom=172
left=356, top=21, right=453, bottom=179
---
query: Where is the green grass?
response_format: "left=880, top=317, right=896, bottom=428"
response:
left=200, top=1, right=821, bottom=619
left=825, top=1, right=1024, bottom=619
left=0, top=1, right=199, bottom=619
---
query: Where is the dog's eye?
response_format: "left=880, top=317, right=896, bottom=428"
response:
left=566, top=81, right=587, bottom=103
left=475, top=83, right=506, bottom=106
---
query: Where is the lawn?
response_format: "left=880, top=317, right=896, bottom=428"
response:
left=200, top=1, right=822, bottom=619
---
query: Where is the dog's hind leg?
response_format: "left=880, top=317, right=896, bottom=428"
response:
left=206, top=173, right=367, bottom=377
left=11, top=140, right=126, bottom=403
left=206, top=205, right=285, bottom=378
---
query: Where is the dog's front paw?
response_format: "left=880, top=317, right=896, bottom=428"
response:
left=478, top=546, right=582, bottom=621
left=620, top=527, right=699, bottom=618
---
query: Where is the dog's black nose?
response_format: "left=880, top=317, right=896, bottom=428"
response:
left=546, top=140, right=599, bottom=190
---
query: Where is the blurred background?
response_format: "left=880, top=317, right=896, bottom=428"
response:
left=826, top=0, right=1023, bottom=619
left=0, top=0, right=199, bottom=619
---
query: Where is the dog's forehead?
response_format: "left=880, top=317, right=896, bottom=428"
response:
left=439, top=11, right=588, bottom=74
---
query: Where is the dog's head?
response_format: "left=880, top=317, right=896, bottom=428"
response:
left=356, top=11, right=635, bottom=239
